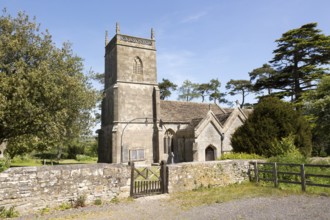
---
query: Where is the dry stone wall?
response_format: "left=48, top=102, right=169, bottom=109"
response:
left=167, top=160, right=250, bottom=193
left=0, top=160, right=252, bottom=215
left=0, top=163, right=130, bottom=214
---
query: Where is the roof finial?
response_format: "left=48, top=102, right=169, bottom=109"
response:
left=116, top=22, right=120, bottom=34
left=105, top=30, right=109, bottom=46
left=151, top=28, right=155, bottom=40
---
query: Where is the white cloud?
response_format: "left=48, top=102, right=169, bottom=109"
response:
left=157, top=50, right=198, bottom=85
left=181, top=11, right=207, bottom=23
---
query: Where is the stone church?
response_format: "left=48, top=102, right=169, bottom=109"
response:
left=97, top=24, right=250, bottom=164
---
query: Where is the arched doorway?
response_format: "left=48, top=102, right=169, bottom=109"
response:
left=205, top=146, right=215, bottom=161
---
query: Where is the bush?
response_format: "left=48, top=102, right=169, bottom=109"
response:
left=0, top=206, right=19, bottom=218
left=219, top=153, right=263, bottom=160
left=74, top=195, right=87, bottom=208
left=67, top=144, right=85, bottom=159
left=57, top=202, right=72, bottom=211
left=0, top=157, right=10, bottom=172
left=94, top=199, right=102, bottom=206
left=267, top=148, right=307, bottom=164
left=76, top=154, right=94, bottom=161
left=231, top=97, right=312, bottom=157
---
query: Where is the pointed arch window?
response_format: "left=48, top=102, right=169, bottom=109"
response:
left=164, top=129, right=175, bottom=154
left=133, top=56, right=143, bottom=75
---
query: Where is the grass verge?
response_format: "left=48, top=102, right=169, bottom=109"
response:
left=10, top=158, right=97, bottom=167
left=170, top=182, right=305, bottom=209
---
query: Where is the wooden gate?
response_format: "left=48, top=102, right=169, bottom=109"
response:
left=130, top=160, right=168, bottom=198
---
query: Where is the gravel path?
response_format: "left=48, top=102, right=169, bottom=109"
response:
left=16, top=194, right=330, bottom=220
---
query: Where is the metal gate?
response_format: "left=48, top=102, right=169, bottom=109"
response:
left=130, top=160, right=168, bottom=198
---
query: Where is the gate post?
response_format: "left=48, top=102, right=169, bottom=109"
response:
left=130, top=162, right=135, bottom=197
left=254, top=161, right=259, bottom=183
left=160, top=160, right=168, bottom=193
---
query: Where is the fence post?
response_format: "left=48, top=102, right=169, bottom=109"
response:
left=300, top=164, right=306, bottom=192
left=160, top=160, right=167, bottom=193
left=248, top=163, right=252, bottom=182
left=130, top=162, right=135, bottom=197
left=273, top=162, right=278, bottom=188
left=254, top=161, right=259, bottom=183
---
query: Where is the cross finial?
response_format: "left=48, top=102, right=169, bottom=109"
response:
left=151, top=28, right=155, bottom=40
left=105, top=30, right=108, bottom=46
left=116, top=22, right=120, bottom=34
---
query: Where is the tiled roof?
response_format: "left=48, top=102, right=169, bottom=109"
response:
left=160, top=100, right=226, bottom=123
left=215, top=113, right=231, bottom=125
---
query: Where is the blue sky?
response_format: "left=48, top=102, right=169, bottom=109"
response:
left=2, top=0, right=330, bottom=104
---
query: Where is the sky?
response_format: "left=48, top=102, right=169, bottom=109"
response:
left=2, top=0, right=330, bottom=104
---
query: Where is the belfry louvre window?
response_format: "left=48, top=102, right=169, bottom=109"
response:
left=133, top=57, right=143, bottom=75
left=130, top=149, right=145, bottom=161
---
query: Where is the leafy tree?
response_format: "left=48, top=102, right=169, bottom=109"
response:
left=208, top=78, right=227, bottom=104
left=195, top=83, right=210, bottom=102
left=0, top=11, right=97, bottom=156
left=270, top=23, right=330, bottom=102
left=231, top=97, right=312, bottom=157
left=177, top=80, right=199, bottom=101
left=225, top=79, right=252, bottom=108
left=249, top=64, right=277, bottom=95
left=194, top=79, right=227, bottom=104
left=304, top=75, right=330, bottom=155
left=158, top=78, right=177, bottom=100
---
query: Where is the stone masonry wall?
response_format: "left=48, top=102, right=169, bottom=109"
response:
left=167, top=160, right=250, bottom=193
left=0, top=160, right=251, bottom=215
left=0, top=163, right=130, bottom=214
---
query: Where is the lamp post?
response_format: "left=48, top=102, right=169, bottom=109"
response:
left=120, top=117, right=165, bottom=163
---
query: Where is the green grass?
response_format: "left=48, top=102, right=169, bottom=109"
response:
left=10, top=157, right=97, bottom=167
left=169, top=181, right=324, bottom=209
left=219, top=152, right=264, bottom=160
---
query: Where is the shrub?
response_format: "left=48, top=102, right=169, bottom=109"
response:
left=94, top=198, right=102, bottom=206
left=231, top=97, right=312, bottom=157
left=0, top=206, right=19, bottom=218
left=267, top=147, right=307, bottom=164
left=76, top=154, right=94, bottom=161
left=110, top=197, right=119, bottom=204
left=0, top=157, right=10, bottom=172
left=74, top=195, right=87, bottom=208
left=67, top=144, right=85, bottom=159
left=219, top=153, right=263, bottom=160
left=40, top=206, right=50, bottom=215
left=57, top=202, right=72, bottom=211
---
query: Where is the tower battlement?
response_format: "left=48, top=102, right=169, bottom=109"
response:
left=106, top=23, right=155, bottom=53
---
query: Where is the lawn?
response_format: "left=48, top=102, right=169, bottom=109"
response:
left=170, top=181, right=330, bottom=209
left=10, top=158, right=97, bottom=167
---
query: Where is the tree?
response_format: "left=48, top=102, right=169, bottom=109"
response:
left=231, top=97, right=312, bottom=157
left=270, top=23, right=330, bottom=102
left=195, top=83, right=209, bottom=102
left=225, top=79, right=252, bottom=108
left=304, top=75, right=330, bottom=155
left=249, top=64, right=277, bottom=95
left=158, top=78, right=177, bottom=100
left=208, top=78, right=227, bottom=104
left=177, top=80, right=199, bottom=101
left=0, top=11, right=97, bottom=157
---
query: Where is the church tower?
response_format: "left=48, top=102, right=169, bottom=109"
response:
left=98, top=23, right=162, bottom=164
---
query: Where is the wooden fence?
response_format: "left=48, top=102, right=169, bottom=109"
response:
left=130, top=160, right=168, bottom=198
left=249, top=161, right=330, bottom=191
